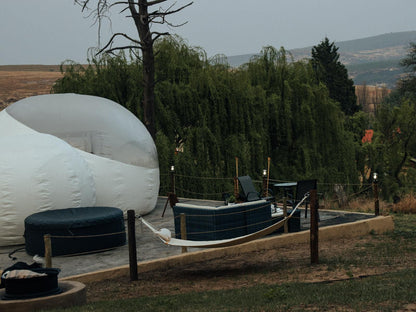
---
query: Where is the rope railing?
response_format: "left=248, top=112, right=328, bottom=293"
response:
left=162, top=171, right=380, bottom=211
left=48, top=231, right=126, bottom=239
left=171, top=202, right=274, bottom=237
left=175, top=186, right=230, bottom=198
left=321, top=184, right=373, bottom=204
left=176, top=217, right=275, bottom=237
left=156, top=193, right=310, bottom=243
left=50, top=246, right=124, bottom=258
left=39, top=230, right=129, bottom=266
left=172, top=174, right=376, bottom=190
left=175, top=174, right=233, bottom=181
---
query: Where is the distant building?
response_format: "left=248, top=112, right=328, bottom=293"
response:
left=355, top=84, right=391, bottom=115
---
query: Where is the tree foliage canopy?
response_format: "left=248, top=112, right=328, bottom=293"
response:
left=311, top=38, right=359, bottom=116
left=53, top=37, right=362, bottom=198
left=369, top=42, right=416, bottom=199
left=398, top=42, right=416, bottom=97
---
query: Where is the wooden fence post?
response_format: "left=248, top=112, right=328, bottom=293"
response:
left=44, top=234, right=52, bottom=268
left=127, top=210, right=138, bottom=281
left=283, top=198, right=288, bottom=233
left=180, top=213, right=188, bottom=253
left=234, top=157, right=239, bottom=199
left=373, top=179, right=379, bottom=216
left=170, top=165, right=175, bottom=194
left=310, top=189, right=319, bottom=264
left=162, top=165, right=178, bottom=217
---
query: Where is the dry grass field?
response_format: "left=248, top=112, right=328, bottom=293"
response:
left=0, top=65, right=63, bottom=110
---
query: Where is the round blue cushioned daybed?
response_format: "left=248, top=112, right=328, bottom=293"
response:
left=24, top=207, right=126, bottom=256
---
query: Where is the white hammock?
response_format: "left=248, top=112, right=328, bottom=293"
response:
left=140, top=194, right=309, bottom=248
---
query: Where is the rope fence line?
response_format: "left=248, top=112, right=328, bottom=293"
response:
left=321, top=185, right=374, bottom=205
left=318, top=182, right=372, bottom=187
left=175, top=187, right=230, bottom=197
left=170, top=173, right=377, bottom=187
left=48, top=231, right=126, bottom=239
left=40, top=229, right=130, bottom=266
left=174, top=174, right=233, bottom=181
left=174, top=217, right=280, bottom=237
left=164, top=172, right=381, bottom=208
left=55, top=246, right=123, bottom=258
left=170, top=193, right=309, bottom=240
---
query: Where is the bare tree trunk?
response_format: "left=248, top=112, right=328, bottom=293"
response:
left=130, top=0, right=156, bottom=139
left=77, top=0, right=192, bottom=139
left=142, top=49, right=156, bottom=139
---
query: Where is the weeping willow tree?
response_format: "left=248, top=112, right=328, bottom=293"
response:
left=245, top=46, right=357, bottom=183
left=52, top=54, right=143, bottom=116
left=52, top=37, right=360, bottom=199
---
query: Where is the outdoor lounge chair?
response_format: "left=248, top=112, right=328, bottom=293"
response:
left=238, top=175, right=274, bottom=202
left=287, top=179, right=317, bottom=218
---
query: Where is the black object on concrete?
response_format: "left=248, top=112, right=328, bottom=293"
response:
left=1, top=262, right=61, bottom=300
left=24, top=207, right=126, bottom=256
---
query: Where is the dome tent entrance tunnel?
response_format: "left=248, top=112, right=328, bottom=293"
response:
left=0, top=94, right=160, bottom=246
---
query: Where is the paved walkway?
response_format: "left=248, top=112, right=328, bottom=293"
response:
left=0, top=197, right=375, bottom=278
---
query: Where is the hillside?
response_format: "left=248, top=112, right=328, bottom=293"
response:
left=2, top=31, right=416, bottom=106
left=0, top=65, right=62, bottom=109
left=227, top=31, right=416, bottom=88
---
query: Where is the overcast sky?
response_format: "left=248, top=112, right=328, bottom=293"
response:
left=1, top=0, right=416, bottom=65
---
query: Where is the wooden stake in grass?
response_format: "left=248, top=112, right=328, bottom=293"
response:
left=180, top=213, right=188, bottom=253
left=44, top=234, right=52, bottom=268
left=234, top=157, right=239, bottom=200
left=266, top=157, right=270, bottom=197
left=127, top=210, right=138, bottom=281
left=310, top=189, right=319, bottom=264
left=373, top=173, right=379, bottom=216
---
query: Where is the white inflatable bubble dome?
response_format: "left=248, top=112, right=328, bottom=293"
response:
left=0, top=94, right=159, bottom=246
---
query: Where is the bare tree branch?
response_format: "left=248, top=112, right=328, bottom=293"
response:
left=74, top=0, right=91, bottom=12
left=152, top=31, right=170, bottom=42
left=98, top=32, right=141, bottom=54
left=109, top=1, right=129, bottom=7
left=104, top=45, right=141, bottom=54
left=74, top=0, right=193, bottom=139
left=148, top=2, right=192, bottom=28
left=168, top=1, right=193, bottom=14
left=149, top=1, right=193, bottom=17
left=146, top=0, right=168, bottom=6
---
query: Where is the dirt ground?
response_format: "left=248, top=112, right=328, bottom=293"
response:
left=83, top=234, right=415, bottom=303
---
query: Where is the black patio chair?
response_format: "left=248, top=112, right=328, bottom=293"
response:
left=237, top=175, right=274, bottom=202
left=287, top=179, right=317, bottom=218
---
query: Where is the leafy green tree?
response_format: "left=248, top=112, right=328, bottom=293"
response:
left=52, top=38, right=361, bottom=198
left=52, top=53, right=143, bottom=117
left=311, top=37, right=359, bottom=116
left=374, top=96, right=416, bottom=198
left=398, top=42, right=416, bottom=97
left=245, top=46, right=359, bottom=185
left=344, top=111, right=374, bottom=184
left=369, top=43, right=416, bottom=199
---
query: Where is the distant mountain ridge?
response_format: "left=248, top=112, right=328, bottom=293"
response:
left=226, top=31, right=416, bottom=88
left=290, top=31, right=416, bottom=64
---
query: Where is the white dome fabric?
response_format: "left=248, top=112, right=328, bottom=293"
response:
left=0, top=133, right=96, bottom=246
left=0, top=94, right=159, bottom=246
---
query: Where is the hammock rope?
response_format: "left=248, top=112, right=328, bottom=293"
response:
left=140, top=193, right=310, bottom=248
